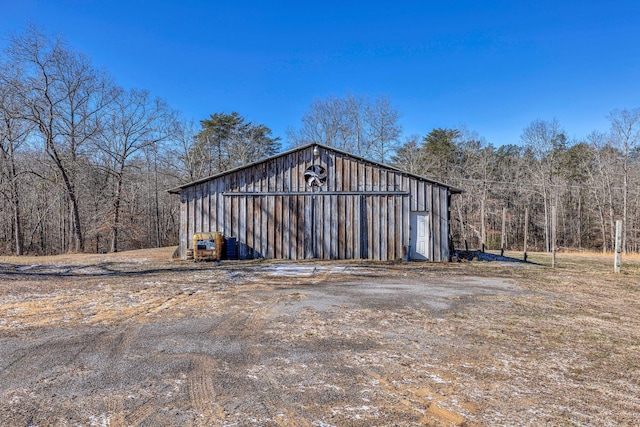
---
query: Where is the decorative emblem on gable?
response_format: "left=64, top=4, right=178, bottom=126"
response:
left=304, top=165, right=327, bottom=187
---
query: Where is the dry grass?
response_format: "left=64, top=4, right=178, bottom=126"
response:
left=0, top=247, right=639, bottom=426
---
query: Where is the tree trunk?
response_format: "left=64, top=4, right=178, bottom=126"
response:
left=623, top=168, right=628, bottom=253
left=480, top=196, right=486, bottom=249
left=543, top=186, right=550, bottom=253
left=154, top=153, right=162, bottom=247
left=111, top=172, right=123, bottom=253
left=12, top=192, right=23, bottom=255
left=9, top=148, right=23, bottom=255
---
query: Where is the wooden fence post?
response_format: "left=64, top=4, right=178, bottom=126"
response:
left=614, top=220, right=622, bottom=273
left=501, top=207, right=507, bottom=257
left=523, top=207, right=529, bottom=262
left=551, top=206, right=557, bottom=268
left=480, top=198, right=486, bottom=252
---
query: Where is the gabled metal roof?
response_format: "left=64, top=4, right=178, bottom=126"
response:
left=167, top=142, right=464, bottom=194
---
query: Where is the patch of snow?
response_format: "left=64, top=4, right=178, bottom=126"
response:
left=17, top=265, right=39, bottom=271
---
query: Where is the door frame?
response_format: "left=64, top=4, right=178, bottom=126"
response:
left=410, top=211, right=430, bottom=261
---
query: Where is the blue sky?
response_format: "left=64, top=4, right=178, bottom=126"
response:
left=2, top=0, right=639, bottom=147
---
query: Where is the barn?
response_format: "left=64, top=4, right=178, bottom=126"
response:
left=168, top=143, right=463, bottom=261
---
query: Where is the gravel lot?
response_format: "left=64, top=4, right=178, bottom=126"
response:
left=1, top=248, right=639, bottom=426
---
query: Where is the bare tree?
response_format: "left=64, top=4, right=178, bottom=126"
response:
left=6, top=26, right=112, bottom=252
left=521, top=118, right=567, bottom=252
left=607, top=108, right=640, bottom=253
left=390, top=135, right=423, bottom=173
left=0, top=73, right=33, bottom=254
left=96, top=88, right=175, bottom=252
left=367, top=95, right=401, bottom=163
left=288, top=93, right=401, bottom=161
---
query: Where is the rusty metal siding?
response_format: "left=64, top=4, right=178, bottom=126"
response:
left=178, top=145, right=452, bottom=261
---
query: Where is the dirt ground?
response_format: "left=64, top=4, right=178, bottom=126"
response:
left=0, top=248, right=639, bottom=426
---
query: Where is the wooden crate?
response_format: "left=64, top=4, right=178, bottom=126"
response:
left=193, top=232, right=224, bottom=261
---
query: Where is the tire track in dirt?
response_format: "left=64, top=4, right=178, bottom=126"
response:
left=105, top=396, right=156, bottom=427
left=241, top=295, right=319, bottom=425
left=187, top=354, right=227, bottom=424
left=123, top=401, right=156, bottom=426
left=184, top=294, right=286, bottom=423
left=260, top=369, right=314, bottom=427
left=0, top=331, right=99, bottom=380
left=88, top=289, right=194, bottom=325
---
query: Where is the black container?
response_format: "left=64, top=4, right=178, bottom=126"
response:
left=225, top=237, right=237, bottom=259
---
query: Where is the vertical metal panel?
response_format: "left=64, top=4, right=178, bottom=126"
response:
left=364, top=165, right=371, bottom=191
left=387, top=195, right=395, bottom=260
left=304, top=195, right=313, bottom=258
left=252, top=196, right=259, bottom=258
left=188, top=186, right=195, bottom=248
left=289, top=196, right=297, bottom=259
left=410, top=178, right=418, bottom=211
left=209, top=180, right=217, bottom=233
left=353, top=195, right=360, bottom=259
left=223, top=176, right=231, bottom=236
left=343, top=157, right=353, bottom=257
left=432, top=184, right=441, bottom=261
left=274, top=156, right=281, bottom=192
left=194, top=184, right=202, bottom=233
left=296, top=195, right=304, bottom=259
left=246, top=171, right=255, bottom=258
left=291, top=151, right=299, bottom=192
left=441, top=187, right=450, bottom=261
left=361, top=195, right=370, bottom=258
left=396, top=195, right=403, bottom=260
left=283, top=154, right=291, bottom=192
left=260, top=196, right=268, bottom=258
left=335, top=155, right=343, bottom=192
left=266, top=195, right=274, bottom=258
left=231, top=193, right=238, bottom=243
left=350, top=158, right=358, bottom=191
left=239, top=195, right=247, bottom=259
left=313, top=193, right=321, bottom=258
left=380, top=169, right=387, bottom=191
left=274, top=195, right=282, bottom=258
left=237, top=172, right=246, bottom=258
left=327, top=152, right=336, bottom=192
left=338, top=195, right=346, bottom=259
left=402, top=175, right=411, bottom=251
left=379, top=195, right=387, bottom=261
left=323, top=193, right=331, bottom=259
left=330, top=194, right=338, bottom=258
left=388, top=174, right=398, bottom=259
left=282, top=195, right=290, bottom=259
left=180, top=190, right=187, bottom=258
left=216, top=178, right=224, bottom=233
left=298, top=149, right=306, bottom=192
left=357, top=162, right=364, bottom=192
left=267, top=159, right=275, bottom=192
left=203, top=183, right=210, bottom=232
left=416, top=181, right=425, bottom=211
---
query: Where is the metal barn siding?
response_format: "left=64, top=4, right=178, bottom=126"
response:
left=172, top=144, right=462, bottom=261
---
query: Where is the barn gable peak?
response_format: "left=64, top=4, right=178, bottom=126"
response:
left=168, top=143, right=462, bottom=194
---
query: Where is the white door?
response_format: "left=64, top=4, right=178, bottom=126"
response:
left=410, top=212, right=430, bottom=260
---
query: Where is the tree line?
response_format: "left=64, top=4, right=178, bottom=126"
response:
left=0, top=27, right=279, bottom=255
left=390, top=118, right=640, bottom=254
left=286, top=94, right=640, bottom=254
left=2, top=26, right=638, bottom=255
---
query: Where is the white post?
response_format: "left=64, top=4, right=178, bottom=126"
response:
left=551, top=205, right=557, bottom=268
left=614, top=220, right=622, bottom=273
left=523, top=207, right=529, bottom=262
left=501, top=207, right=507, bottom=256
